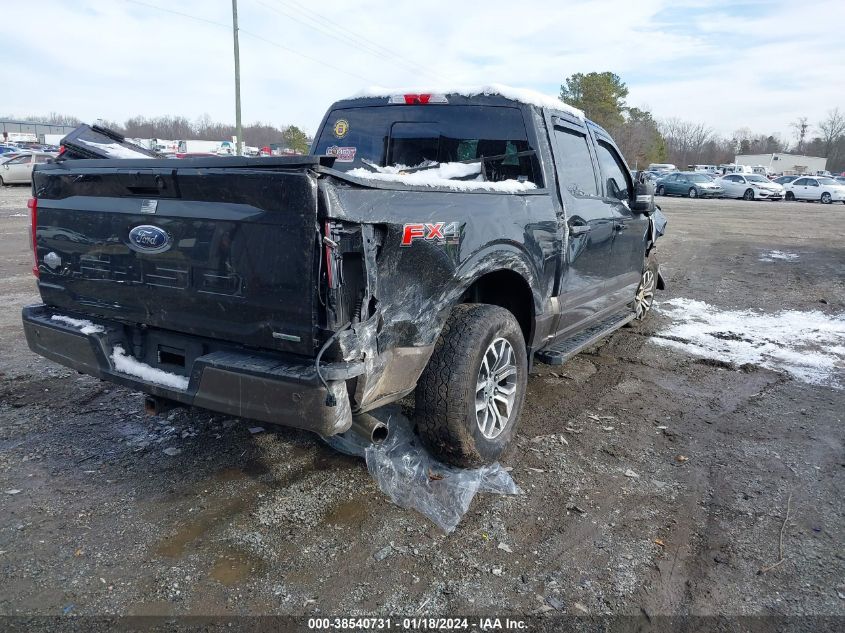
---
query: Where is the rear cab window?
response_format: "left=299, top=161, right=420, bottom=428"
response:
left=312, top=104, right=541, bottom=186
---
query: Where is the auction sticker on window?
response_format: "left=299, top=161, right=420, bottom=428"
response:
left=333, top=119, right=349, bottom=138
left=326, top=146, right=357, bottom=162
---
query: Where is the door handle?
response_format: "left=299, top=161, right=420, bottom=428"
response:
left=569, top=224, right=591, bottom=236
left=614, top=223, right=628, bottom=232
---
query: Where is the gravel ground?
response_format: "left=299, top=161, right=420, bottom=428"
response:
left=0, top=184, right=843, bottom=624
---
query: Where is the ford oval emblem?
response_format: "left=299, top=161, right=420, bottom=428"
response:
left=128, top=225, right=171, bottom=254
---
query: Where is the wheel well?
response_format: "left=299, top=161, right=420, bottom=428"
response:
left=460, top=270, right=534, bottom=343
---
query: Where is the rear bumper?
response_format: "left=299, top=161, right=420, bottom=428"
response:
left=22, top=304, right=361, bottom=436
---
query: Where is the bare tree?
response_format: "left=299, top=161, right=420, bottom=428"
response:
left=791, top=117, right=809, bottom=153
left=659, top=118, right=714, bottom=167
left=817, top=108, right=845, bottom=158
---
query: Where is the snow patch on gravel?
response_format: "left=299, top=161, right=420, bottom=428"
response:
left=654, top=298, right=845, bottom=387
left=111, top=345, right=189, bottom=390
left=759, top=250, right=799, bottom=262
left=51, top=315, right=105, bottom=335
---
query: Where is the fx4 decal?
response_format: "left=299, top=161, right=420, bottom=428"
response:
left=401, top=222, right=461, bottom=247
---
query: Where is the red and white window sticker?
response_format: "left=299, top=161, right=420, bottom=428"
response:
left=401, top=222, right=461, bottom=247
left=326, top=146, right=357, bottom=162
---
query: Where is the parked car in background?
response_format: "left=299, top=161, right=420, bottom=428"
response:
left=773, top=175, right=799, bottom=186
left=718, top=173, right=784, bottom=200
left=0, top=145, right=20, bottom=155
left=833, top=176, right=845, bottom=186
left=0, top=152, right=56, bottom=185
left=0, top=152, right=25, bottom=165
left=783, top=176, right=845, bottom=204
left=656, top=171, right=724, bottom=198
left=648, top=163, right=676, bottom=173
left=719, top=164, right=753, bottom=175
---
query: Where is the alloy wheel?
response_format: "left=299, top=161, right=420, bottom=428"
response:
left=634, top=268, right=656, bottom=319
left=821, top=192, right=832, bottom=204
left=475, top=337, right=518, bottom=440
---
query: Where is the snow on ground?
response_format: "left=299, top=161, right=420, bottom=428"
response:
left=347, top=161, right=537, bottom=192
left=654, top=298, right=845, bottom=387
left=350, top=84, right=584, bottom=118
left=759, top=250, right=799, bottom=262
left=110, top=345, right=189, bottom=390
left=50, top=315, right=105, bottom=335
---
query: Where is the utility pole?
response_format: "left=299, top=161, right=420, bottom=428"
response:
left=231, top=0, right=243, bottom=156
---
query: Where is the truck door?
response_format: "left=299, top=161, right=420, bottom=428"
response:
left=550, top=120, right=616, bottom=335
left=594, top=138, right=650, bottom=305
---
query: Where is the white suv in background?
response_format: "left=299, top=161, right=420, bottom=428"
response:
left=783, top=176, right=845, bottom=204
left=718, top=173, right=785, bottom=201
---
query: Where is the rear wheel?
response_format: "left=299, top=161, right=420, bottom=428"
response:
left=743, top=188, right=755, bottom=201
left=688, top=187, right=697, bottom=198
left=415, top=304, right=527, bottom=467
left=821, top=192, right=832, bottom=204
left=656, top=185, right=665, bottom=196
left=785, top=191, right=795, bottom=201
left=0, top=176, right=5, bottom=187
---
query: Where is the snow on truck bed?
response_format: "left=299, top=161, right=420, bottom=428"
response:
left=346, top=162, right=538, bottom=192
left=349, top=83, right=584, bottom=118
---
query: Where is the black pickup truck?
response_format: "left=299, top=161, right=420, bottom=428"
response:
left=22, top=88, right=665, bottom=466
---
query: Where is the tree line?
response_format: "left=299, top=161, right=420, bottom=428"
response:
left=10, top=80, right=845, bottom=172
left=560, top=72, right=845, bottom=173
left=3, top=112, right=311, bottom=154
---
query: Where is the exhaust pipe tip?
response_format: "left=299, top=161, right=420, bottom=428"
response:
left=144, top=395, right=178, bottom=417
left=351, top=413, right=389, bottom=445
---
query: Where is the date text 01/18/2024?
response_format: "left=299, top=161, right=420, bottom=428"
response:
left=307, top=617, right=528, bottom=630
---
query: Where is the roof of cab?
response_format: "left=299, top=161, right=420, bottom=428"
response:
left=342, top=84, right=584, bottom=119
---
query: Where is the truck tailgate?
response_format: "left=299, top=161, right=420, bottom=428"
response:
left=32, top=163, right=320, bottom=356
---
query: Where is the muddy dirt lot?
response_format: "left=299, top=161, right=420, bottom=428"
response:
left=0, top=184, right=843, bottom=623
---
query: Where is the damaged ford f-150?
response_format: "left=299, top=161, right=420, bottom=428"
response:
left=22, top=86, right=666, bottom=466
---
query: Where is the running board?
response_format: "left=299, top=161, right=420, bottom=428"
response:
left=535, top=310, right=635, bottom=366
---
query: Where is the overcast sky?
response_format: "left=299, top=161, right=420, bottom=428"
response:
left=2, top=0, right=843, bottom=140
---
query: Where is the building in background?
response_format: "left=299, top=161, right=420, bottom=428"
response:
left=735, top=152, right=827, bottom=176
left=1, top=119, right=78, bottom=145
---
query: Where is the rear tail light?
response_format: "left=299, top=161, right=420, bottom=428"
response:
left=27, top=197, right=38, bottom=278
left=387, top=93, right=449, bottom=105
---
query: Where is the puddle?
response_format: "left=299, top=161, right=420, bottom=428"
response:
left=154, top=495, right=253, bottom=558
left=209, top=547, right=265, bottom=586
left=324, top=499, right=368, bottom=526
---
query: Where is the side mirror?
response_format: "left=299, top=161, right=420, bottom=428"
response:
left=631, top=181, right=653, bottom=213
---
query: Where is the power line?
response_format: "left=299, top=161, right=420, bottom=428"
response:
left=260, top=0, right=450, bottom=83
left=122, top=0, right=377, bottom=83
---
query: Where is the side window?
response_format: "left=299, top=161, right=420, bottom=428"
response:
left=808, top=179, right=819, bottom=187
left=34, top=155, right=51, bottom=164
left=595, top=141, right=632, bottom=200
left=552, top=127, right=598, bottom=198
left=5, top=155, right=30, bottom=165
left=793, top=178, right=806, bottom=186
